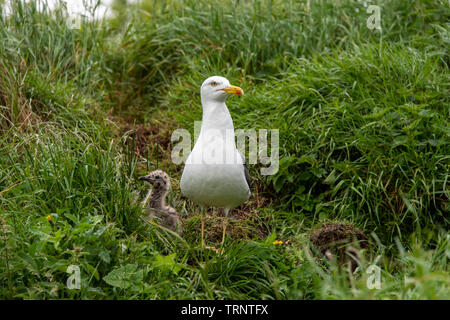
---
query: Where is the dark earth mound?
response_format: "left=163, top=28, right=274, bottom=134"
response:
left=310, top=223, right=369, bottom=272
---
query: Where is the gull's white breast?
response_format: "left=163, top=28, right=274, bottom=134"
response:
left=180, top=137, right=250, bottom=208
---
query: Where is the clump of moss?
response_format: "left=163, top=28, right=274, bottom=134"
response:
left=310, top=223, right=369, bottom=272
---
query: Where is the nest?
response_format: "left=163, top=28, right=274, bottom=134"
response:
left=310, top=223, right=369, bottom=272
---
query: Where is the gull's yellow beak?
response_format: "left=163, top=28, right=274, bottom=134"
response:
left=221, top=85, right=244, bottom=96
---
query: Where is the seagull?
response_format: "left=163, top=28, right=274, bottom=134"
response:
left=180, top=76, right=250, bottom=250
left=139, top=170, right=183, bottom=235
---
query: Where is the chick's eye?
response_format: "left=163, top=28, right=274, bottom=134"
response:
left=210, top=81, right=219, bottom=87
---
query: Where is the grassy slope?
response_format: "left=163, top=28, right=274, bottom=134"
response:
left=0, top=0, right=448, bottom=299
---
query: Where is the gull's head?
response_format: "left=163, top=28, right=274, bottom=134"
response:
left=200, top=76, right=244, bottom=103
left=138, top=170, right=170, bottom=191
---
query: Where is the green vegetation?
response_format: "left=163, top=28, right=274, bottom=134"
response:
left=0, top=0, right=448, bottom=299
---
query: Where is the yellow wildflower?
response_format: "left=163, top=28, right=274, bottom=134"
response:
left=272, top=240, right=283, bottom=246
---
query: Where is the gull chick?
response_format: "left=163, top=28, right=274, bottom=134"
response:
left=139, top=170, right=182, bottom=235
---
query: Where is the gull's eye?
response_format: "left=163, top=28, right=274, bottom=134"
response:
left=210, top=81, right=219, bottom=87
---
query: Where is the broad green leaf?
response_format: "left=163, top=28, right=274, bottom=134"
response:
left=103, top=264, right=143, bottom=289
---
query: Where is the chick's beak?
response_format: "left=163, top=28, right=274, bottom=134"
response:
left=221, top=85, right=244, bottom=96
left=138, top=176, right=152, bottom=183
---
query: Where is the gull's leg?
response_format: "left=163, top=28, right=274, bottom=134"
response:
left=200, top=207, right=206, bottom=248
left=200, top=207, right=219, bottom=252
left=220, top=208, right=230, bottom=247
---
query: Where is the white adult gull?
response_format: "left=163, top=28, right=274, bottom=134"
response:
left=180, top=76, right=250, bottom=250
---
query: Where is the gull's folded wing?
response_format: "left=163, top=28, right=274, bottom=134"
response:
left=238, top=150, right=250, bottom=189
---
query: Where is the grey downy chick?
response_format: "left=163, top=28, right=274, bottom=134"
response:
left=139, top=170, right=182, bottom=235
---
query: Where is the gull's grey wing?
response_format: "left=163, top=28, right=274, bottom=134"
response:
left=238, top=150, right=250, bottom=188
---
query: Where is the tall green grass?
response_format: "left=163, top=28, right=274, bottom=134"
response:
left=0, top=0, right=448, bottom=299
left=105, top=0, right=449, bottom=109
